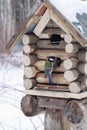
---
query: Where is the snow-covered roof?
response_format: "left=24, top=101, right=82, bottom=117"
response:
left=6, top=0, right=87, bottom=50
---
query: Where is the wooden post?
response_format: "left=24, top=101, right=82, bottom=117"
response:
left=45, top=109, right=70, bottom=130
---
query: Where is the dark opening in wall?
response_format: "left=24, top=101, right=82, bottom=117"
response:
left=50, top=34, right=63, bottom=45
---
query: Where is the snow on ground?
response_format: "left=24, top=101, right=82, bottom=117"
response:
left=0, top=51, right=44, bottom=130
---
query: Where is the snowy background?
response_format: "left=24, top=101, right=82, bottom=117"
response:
left=0, top=0, right=87, bottom=130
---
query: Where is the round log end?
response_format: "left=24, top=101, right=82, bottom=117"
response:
left=63, top=59, right=73, bottom=70
left=22, top=35, right=29, bottom=45
left=64, top=100, right=84, bottom=124
left=21, top=95, right=38, bottom=116
left=64, top=70, right=79, bottom=82
left=69, top=82, right=81, bottom=93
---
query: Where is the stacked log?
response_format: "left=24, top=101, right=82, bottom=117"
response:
left=22, top=33, right=39, bottom=89
left=63, top=34, right=83, bottom=93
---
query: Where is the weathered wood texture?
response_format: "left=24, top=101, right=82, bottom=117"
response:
left=36, top=84, right=69, bottom=91
left=63, top=58, right=78, bottom=70
left=24, top=78, right=36, bottom=89
left=39, top=27, right=65, bottom=38
left=78, top=50, right=87, bottom=61
left=23, top=54, right=37, bottom=66
left=65, top=43, right=80, bottom=53
left=78, top=62, right=87, bottom=74
left=21, top=95, right=43, bottom=116
left=38, top=97, right=67, bottom=110
left=23, top=44, right=37, bottom=53
left=45, top=109, right=70, bottom=130
left=35, top=49, right=76, bottom=60
left=22, top=34, right=38, bottom=45
left=63, top=33, right=76, bottom=43
left=69, top=81, right=82, bottom=93
left=36, top=73, right=68, bottom=84
left=34, top=60, right=65, bottom=72
left=37, top=40, right=66, bottom=49
left=64, top=69, right=79, bottom=82
left=24, top=67, right=38, bottom=78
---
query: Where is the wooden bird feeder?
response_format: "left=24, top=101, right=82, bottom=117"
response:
left=6, top=0, right=87, bottom=128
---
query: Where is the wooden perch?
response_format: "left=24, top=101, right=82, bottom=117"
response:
left=78, top=50, right=87, bottom=61
left=24, top=67, right=38, bottom=78
left=63, top=33, right=76, bottom=43
left=36, top=73, right=68, bottom=84
left=34, top=60, right=65, bottom=72
left=64, top=69, right=79, bottom=82
left=63, top=58, right=78, bottom=70
left=36, top=84, right=69, bottom=91
left=69, top=81, right=82, bottom=93
left=37, top=40, right=66, bottom=49
left=24, top=78, right=37, bottom=89
left=23, top=44, right=37, bottom=54
left=21, top=95, right=43, bottom=116
left=22, top=34, right=38, bottom=45
left=65, top=43, right=80, bottom=53
left=78, top=62, right=87, bottom=74
left=23, top=54, right=37, bottom=66
left=35, top=49, right=76, bottom=60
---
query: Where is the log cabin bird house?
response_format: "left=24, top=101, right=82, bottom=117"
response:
left=6, top=0, right=87, bottom=124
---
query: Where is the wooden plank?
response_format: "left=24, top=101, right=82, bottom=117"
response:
left=33, top=9, right=50, bottom=36
left=25, top=89, right=87, bottom=99
left=50, top=9, right=87, bottom=46
left=36, top=84, right=69, bottom=91
left=38, top=97, right=67, bottom=110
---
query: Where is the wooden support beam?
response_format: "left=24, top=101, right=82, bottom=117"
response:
left=22, top=34, right=38, bottom=45
left=36, top=73, right=68, bottom=84
left=63, top=58, right=78, bottom=70
left=23, top=54, right=37, bottom=66
left=23, top=44, right=37, bottom=54
left=37, top=40, right=66, bottom=49
left=34, top=60, right=65, bottom=72
left=64, top=69, right=79, bottom=82
left=25, top=89, right=87, bottom=99
left=35, top=49, right=76, bottom=60
left=65, top=43, right=80, bottom=54
left=38, top=97, right=67, bottom=110
left=21, top=95, right=43, bottom=116
left=33, top=9, right=50, bottom=36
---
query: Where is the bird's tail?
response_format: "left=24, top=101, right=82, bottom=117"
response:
left=48, top=74, right=54, bottom=85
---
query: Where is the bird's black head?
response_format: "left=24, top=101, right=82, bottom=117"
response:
left=48, top=56, right=56, bottom=62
